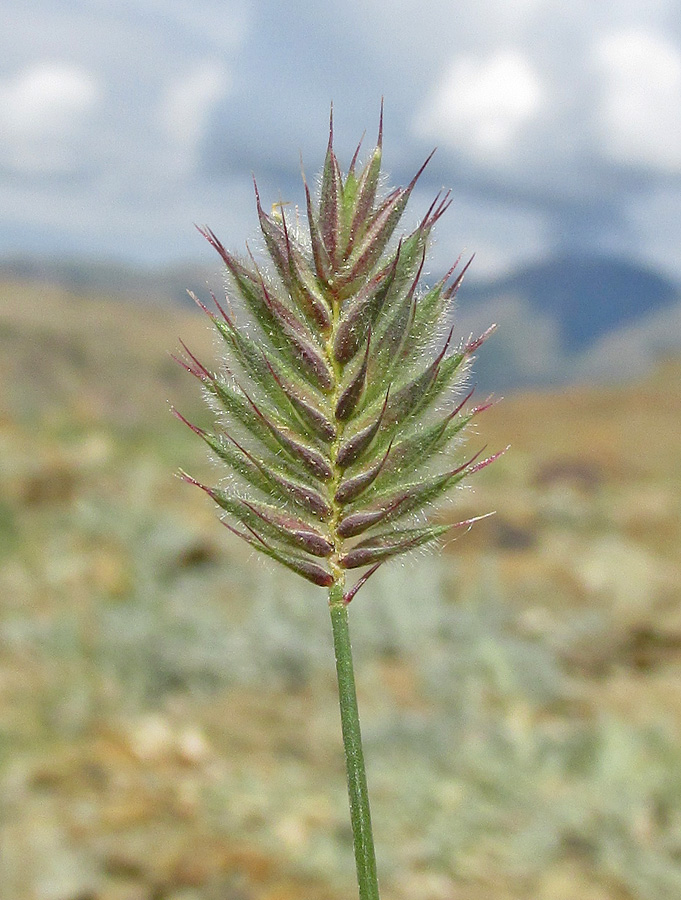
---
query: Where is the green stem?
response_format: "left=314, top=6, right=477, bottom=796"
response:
left=329, top=579, right=380, bottom=900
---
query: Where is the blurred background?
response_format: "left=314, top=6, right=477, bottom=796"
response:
left=1, top=2, right=680, bottom=899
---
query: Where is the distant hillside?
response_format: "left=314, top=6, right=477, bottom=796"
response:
left=0, top=256, right=210, bottom=308
left=466, top=255, right=680, bottom=351
left=5, top=253, right=679, bottom=348
left=2, top=252, right=680, bottom=391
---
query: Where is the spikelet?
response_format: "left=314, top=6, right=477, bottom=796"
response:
left=175, top=105, right=502, bottom=600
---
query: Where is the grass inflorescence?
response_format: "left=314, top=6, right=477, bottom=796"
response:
left=175, top=105, right=502, bottom=601
left=174, top=104, right=506, bottom=900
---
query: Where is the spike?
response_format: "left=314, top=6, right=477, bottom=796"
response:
left=223, top=520, right=334, bottom=587
left=348, top=446, right=488, bottom=531
left=470, top=395, right=500, bottom=416
left=220, top=429, right=333, bottom=521
left=335, top=329, right=371, bottom=421
left=387, top=325, right=454, bottom=424
left=187, top=289, right=215, bottom=321
left=208, top=289, right=234, bottom=325
left=421, top=190, right=453, bottom=232
left=372, top=245, right=426, bottom=364
left=339, top=146, right=433, bottom=287
left=301, top=160, right=332, bottom=282
left=319, top=105, right=343, bottom=265
left=178, top=340, right=212, bottom=380
left=240, top=386, right=333, bottom=481
left=333, top=245, right=401, bottom=364
left=242, top=500, right=334, bottom=557
left=339, top=524, right=451, bottom=569
left=408, top=147, right=436, bottom=190
left=245, top=245, right=333, bottom=390
left=177, top=470, right=217, bottom=500
left=261, top=352, right=336, bottom=442
left=253, top=177, right=333, bottom=332
left=336, top=390, right=389, bottom=470
left=343, top=562, right=382, bottom=603
left=334, top=440, right=393, bottom=506
left=336, top=492, right=405, bottom=538
left=449, top=385, right=476, bottom=420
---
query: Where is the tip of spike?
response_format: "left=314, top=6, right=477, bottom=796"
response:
left=471, top=394, right=501, bottom=416
left=328, top=102, right=334, bottom=150
left=467, top=445, right=510, bottom=476
left=186, top=289, right=211, bottom=317
left=422, top=189, right=453, bottom=231
left=443, top=254, right=476, bottom=301
left=348, top=131, right=365, bottom=173
left=450, top=445, right=486, bottom=478
left=251, top=174, right=263, bottom=211
left=451, top=511, right=497, bottom=532
left=465, top=323, right=498, bottom=354
left=171, top=407, right=208, bottom=437
left=407, top=148, right=437, bottom=193
left=176, top=468, right=205, bottom=490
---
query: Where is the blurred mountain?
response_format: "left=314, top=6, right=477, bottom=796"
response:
left=449, top=254, right=681, bottom=391
left=465, top=254, right=680, bottom=351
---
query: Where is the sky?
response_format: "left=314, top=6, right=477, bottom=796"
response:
left=1, top=0, right=681, bottom=284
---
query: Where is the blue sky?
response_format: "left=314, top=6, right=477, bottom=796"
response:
left=1, top=0, right=681, bottom=283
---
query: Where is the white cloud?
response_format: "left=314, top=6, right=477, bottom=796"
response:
left=0, top=63, right=99, bottom=173
left=0, top=0, right=680, bottom=289
left=405, top=186, right=552, bottom=283
left=414, top=50, right=545, bottom=161
left=594, top=29, right=681, bottom=171
left=158, top=62, right=231, bottom=176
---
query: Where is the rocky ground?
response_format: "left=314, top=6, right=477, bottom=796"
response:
left=1, top=280, right=680, bottom=900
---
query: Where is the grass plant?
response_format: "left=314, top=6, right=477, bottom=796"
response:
left=175, top=105, right=501, bottom=899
